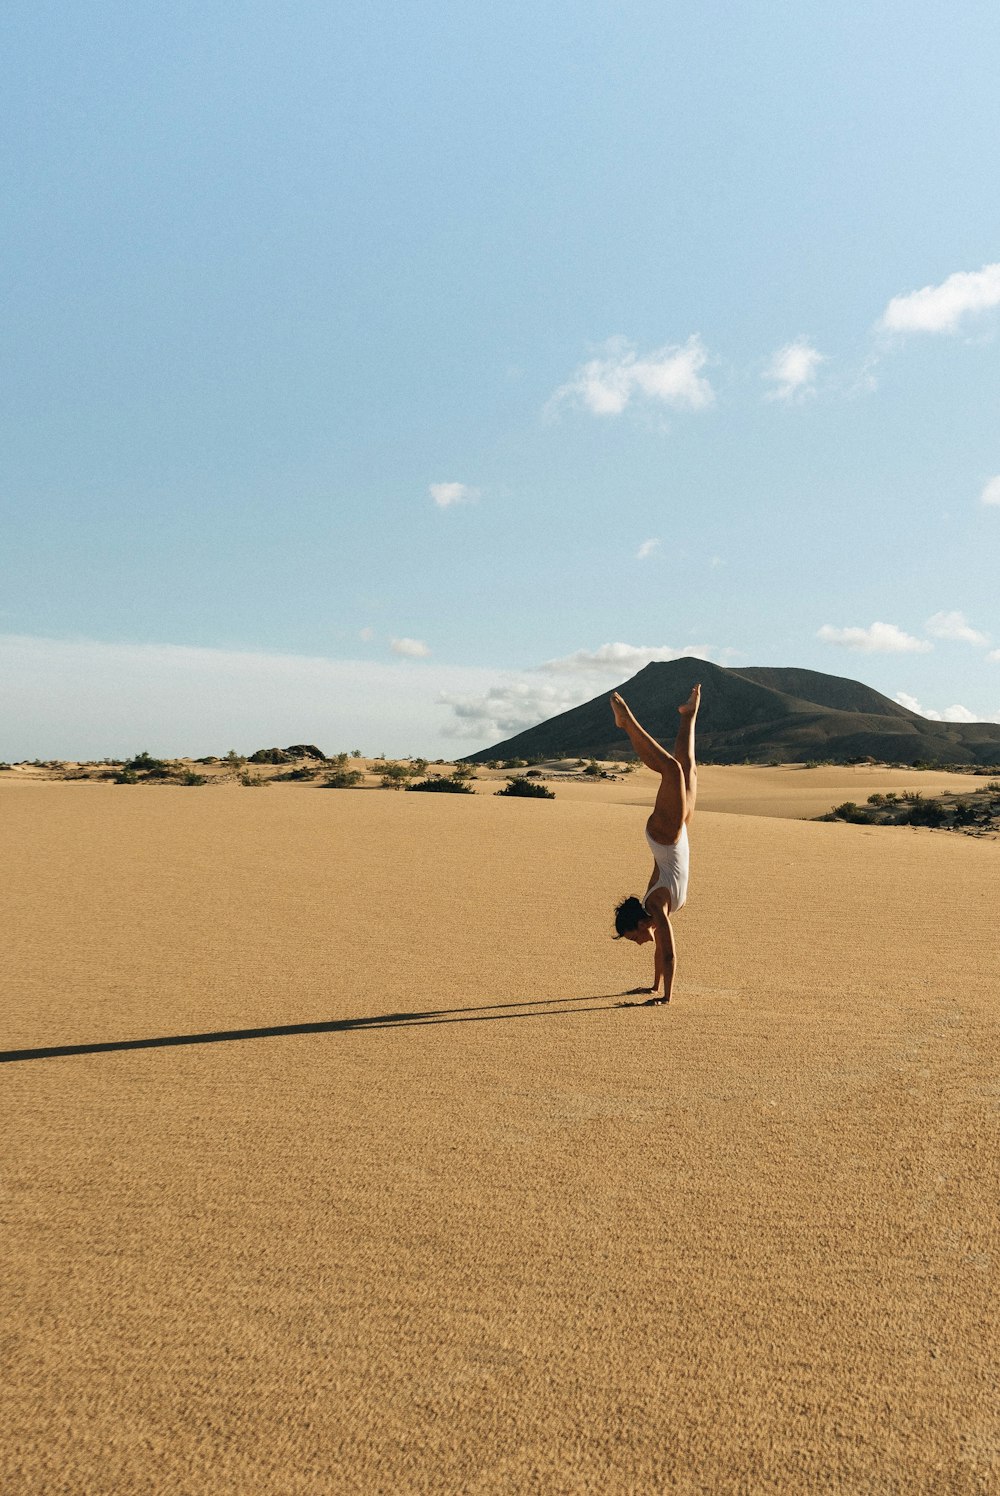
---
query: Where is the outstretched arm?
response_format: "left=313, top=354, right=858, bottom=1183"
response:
left=646, top=903, right=677, bottom=1003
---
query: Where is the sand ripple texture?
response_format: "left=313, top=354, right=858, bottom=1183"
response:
left=2, top=775, right=998, bottom=1495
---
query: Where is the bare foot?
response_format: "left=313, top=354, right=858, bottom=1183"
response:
left=678, top=684, right=701, bottom=720
left=610, top=692, right=630, bottom=729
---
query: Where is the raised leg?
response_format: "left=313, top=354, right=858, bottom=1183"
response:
left=610, top=692, right=686, bottom=842
left=673, top=684, right=700, bottom=822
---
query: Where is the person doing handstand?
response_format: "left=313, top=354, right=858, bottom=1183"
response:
left=611, top=684, right=700, bottom=1004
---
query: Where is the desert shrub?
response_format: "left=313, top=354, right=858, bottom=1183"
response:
left=249, top=747, right=291, bottom=765
left=379, top=762, right=413, bottom=789
left=286, top=744, right=326, bottom=761
left=351, top=748, right=363, bottom=759
left=194, top=756, right=219, bottom=765
left=903, top=799, right=945, bottom=827
left=179, top=770, right=207, bottom=786
left=502, top=758, right=528, bottom=769
left=451, top=763, right=476, bottom=780
left=324, top=770, right=363, bottom=788
left=831, top=801, right=873, bottom=824
left=406, top=777, right=474, bottom=794
left=867, top=793, right=887, bottom=806
left=328, top=752, right=350, bottom=769
left=496, top=776, right=555, bottom=799
left=985, top=781, right=1000, bottom=793
left=239, top=771, right=270, bottom=787
left=114, top=768, right=139, bottom=784
left=583, top=762, right=604, bottom=776
left=0, top=762, right=10, bottom=771
left=277, top=765, right=318, bottom=781
left=124, top=750, right=171, bottom=777
left=525, top=769, right=544, bottom=778
left=224, top=749, right=247, bottom=768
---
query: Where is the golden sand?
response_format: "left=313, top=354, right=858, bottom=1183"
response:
left=2, top=773, right=998, bottom=1493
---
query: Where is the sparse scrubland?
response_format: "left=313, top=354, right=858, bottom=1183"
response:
left=822, top=782, right=1000, bottom=835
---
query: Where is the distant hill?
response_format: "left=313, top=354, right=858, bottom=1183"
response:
left=461, top=658, right=1000, bottom=766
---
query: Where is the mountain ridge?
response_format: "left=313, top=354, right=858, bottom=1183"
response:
left=461, top=658, right=1000, bottom=766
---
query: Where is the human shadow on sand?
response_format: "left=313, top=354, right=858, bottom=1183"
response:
left=0, top=993, right=641, bottom=1063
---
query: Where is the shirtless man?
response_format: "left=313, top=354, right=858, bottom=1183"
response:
left=610, top=684, right=700, bottom=1004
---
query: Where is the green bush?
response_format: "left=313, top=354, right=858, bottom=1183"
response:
left=123, top=750, right=171, bottom=777
left=324, top=770, right=363, bottom=788
left=379, top=764, right=412, bottom=789
left=831, top=801, right=873, bottom=824
left=114, top=768, right=139, bottom=784
left=249, top=747, right=291, bottom=765
left=406, top=777, right=474, bottom=793
left=179, top=770, right=207, bottom=786
left=496, top=776, right=555, bottom=799
left=277, top=765, right=319, bottom=781
left=239, top=771, right=270, bottom=787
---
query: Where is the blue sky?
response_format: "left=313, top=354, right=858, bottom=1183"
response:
left=3, top=1, right=999, bottom=757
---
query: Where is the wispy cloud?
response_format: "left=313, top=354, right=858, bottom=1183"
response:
left=879, top=261, right=1000, bottom=334
left=895, top=691, right=989, bottom=724
left=549, top=336, right=714, bottom=418
left=0, top=633, right=496, bottom=760
left=818, top=622, right=932, bottom=654
left=358, top=626, right=375, bottom=642
left=429, top=481, right=479, bottom=508
left=389, top=637, right=430, bottom=658
left=981, top=475, right=1000, bottom=507
left=763, top=339, right=826, bottom=401
left=439, top=640, right=736, bottom=741
left=439, top=679, right=586, bottom=739
left=537, top=641, right=730, bottom=676
left=636, top=538, right=660, bottom=560
left=925, top=610, right=989, bottom=646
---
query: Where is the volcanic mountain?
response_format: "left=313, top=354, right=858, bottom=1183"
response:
left=461, top=658, right=1000, bottom=766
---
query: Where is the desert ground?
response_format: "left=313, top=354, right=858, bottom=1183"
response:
left=2, top=766, right=998, bottom=1494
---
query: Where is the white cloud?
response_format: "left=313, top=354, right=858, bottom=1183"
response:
left=0, top=633, right=498, bottom=760
left=817, top=622, right=932, bottom=654
left=763, top=339, right=826, bottom=401
left=430, top=481, right=479, bottom=508
left=894, top=691, right=987, bottom=724
left=537, top=641, right=728, bottom=676
left=981, top=475, right=1000, bottom=507
left=439, top=679, right=586, bottom=740
left=925, top=610, right=989, bottom=646
left=879, top=262, right=1000, bottom=334
left=389, top=637, right=430, bottom=658
left=636, top=538, right=660, bottom=560
left=439, top=640, right=736, bottom=742
left=549, top=336, right=714, bottom=418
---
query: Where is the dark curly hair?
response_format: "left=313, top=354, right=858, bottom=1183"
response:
left=613, top=895, right=649, bottom=938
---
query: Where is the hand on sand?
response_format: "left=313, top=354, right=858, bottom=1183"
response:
left=678, top=683, right=701, bottom=720
left=610, top=691, right=630, bottom=729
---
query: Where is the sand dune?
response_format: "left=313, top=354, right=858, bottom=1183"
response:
left=3, top=777, right=998, bottom=1493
